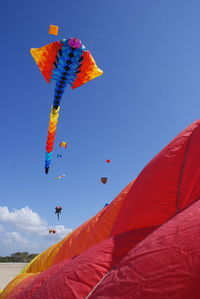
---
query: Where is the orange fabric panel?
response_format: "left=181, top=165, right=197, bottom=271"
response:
left=72, top=51, right=103, bottom=89
left=30, top=42, right=61, bottom=83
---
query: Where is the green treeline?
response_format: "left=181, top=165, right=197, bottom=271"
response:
left=0, top=252, right=38, bottom=262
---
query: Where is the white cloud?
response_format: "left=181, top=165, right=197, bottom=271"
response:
left=0, top=206, right=72, bottom=256
left=4, top=232, right=30, bottom=247
left=0, top=206, right=47, bottom=233
left=3, top=231, right=40, bottom=252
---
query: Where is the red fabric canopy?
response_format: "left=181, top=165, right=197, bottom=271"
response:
left=89, top=199, right=200, bottom=299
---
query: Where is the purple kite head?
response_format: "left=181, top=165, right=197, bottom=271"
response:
left=68, top=38, right=82, bottom=49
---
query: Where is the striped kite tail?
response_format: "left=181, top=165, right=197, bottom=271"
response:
left=45, top=106, right=60, bottom=174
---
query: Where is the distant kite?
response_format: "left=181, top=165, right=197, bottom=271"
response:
left=57, top=154, right=62, bottom=158
left=60, top=141, right=67, bottom=148
left=49, top=229, right=56, bottom=234
left=106, top=160, right=111, bottom=163
left=55, top=206, right=62, bottom=220
left=101, top=177, right=108, bottom=184
left=48, top=25, right=59, bottom=36
left=55, top=174, right=66, bottom=179
left=30, top=37, right=103, bottom=174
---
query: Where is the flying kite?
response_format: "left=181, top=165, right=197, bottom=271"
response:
left=55, top=174, right=66, bottom=179
left=55, top=206, right=62, bottom=220
left=101, top=177, right=108, bottom=184
left=30, top=37, right=103, bottom=174
left=48, top=25, right=59, bottom=36
left=60, top=141, right=67, bottom=148
left=106, top=159, right=111, bottom=163
left=57, top=141, right=67, bottom=158
left=49, top=229, right=56, bottom=234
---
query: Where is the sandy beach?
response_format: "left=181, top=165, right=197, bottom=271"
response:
left=0, top=263, right=27, bottom=290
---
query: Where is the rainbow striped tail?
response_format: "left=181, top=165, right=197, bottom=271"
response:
left=45, top=106, right=60, bottom=174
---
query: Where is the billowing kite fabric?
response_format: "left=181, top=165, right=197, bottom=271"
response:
left=2, top=120, right=200, bottom=298
left=30, top=38, right=103, bottom=174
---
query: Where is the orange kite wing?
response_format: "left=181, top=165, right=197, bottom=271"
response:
left=72, top=51, right=103, bottom=89
left=30, top=41, right=62, bottom=83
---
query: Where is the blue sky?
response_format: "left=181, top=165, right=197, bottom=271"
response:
left=0, top=0, right=200, bottom=255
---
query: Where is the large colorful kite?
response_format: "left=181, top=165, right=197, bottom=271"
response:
left=30, top=38, right=103, bottom=174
